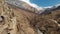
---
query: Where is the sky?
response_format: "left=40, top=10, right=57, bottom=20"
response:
left=20, top=0, right=60, bottom=10
left=30, top=0, right=60, bottom=7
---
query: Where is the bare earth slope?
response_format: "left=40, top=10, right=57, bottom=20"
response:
left=0, top=0, right=38, bottom=34
left=0, top=0, right=60, bottom=34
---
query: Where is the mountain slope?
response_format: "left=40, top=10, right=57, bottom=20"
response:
left=5, top=0, right=39, bottom=14
left=0, top=0, right=40, bottom=34
left=0, top=0, right=60, bottom=34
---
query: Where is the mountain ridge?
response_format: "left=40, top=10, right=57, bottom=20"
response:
left=5, top=0, right=60, bottom=15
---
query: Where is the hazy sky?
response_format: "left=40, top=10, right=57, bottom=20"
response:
left=30, top=0, right=60, bottom=7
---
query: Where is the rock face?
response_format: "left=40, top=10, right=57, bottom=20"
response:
left=0, top=0, right=60, bottom=34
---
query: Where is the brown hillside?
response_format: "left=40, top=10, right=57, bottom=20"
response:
left=0, top=0, right=60, bottom=34
left=0, top=0, right=38, bottom=34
